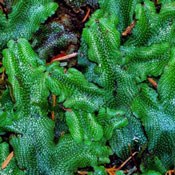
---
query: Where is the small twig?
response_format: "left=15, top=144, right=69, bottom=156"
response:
left=148, top=77, right=157, bottom=89
left=106, top=166, right=117, bottom=175
left=0, top=2, right=8, bottom=18
left=154, top=0, right=159, bottom=5
left=82, top=7, right=91, bottom=23
left=60, top=131, right=65, bottom=137
left=1, top=151, right=14, bottom=169
left=62, top=107, right=72, bottom=112
left=77, top=171, right=88, bottom=175
left=51, top=52, right=66, bottom=60
left=165, top=170, right=175, bottom=175
left=0, top=72, right=5, bottom=85
left=117, top=152, right=138, bottom=170
left=106, top=152, right=138, bottom=175
left=51, top=95, right=56, bottom=120
left=122, top=21, right=136, bottom=36
left=128, top=144, right=140, bottom=173
left=50, top=52, right=78, bottom=63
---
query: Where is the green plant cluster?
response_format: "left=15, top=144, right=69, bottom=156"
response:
left=0, top=0, right=175, bottom=174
